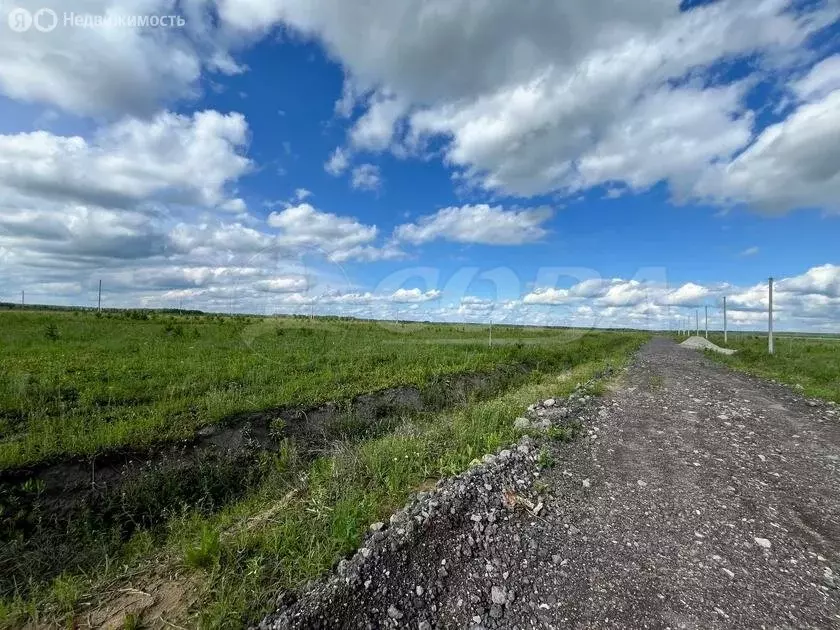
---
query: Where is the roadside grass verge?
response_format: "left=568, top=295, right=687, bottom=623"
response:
left=171, top=332, right=645, bottom=628
left=0, top=331, right=647, bottom=628
left=705, top=333, right=840, bottom=404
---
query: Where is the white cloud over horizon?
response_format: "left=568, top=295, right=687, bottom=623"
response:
left=4, top=259, right=838, bottom=334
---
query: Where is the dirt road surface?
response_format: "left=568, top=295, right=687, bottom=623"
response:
left=262, top=338, right=840, bottom=629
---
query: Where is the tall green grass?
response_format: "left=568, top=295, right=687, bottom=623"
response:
left=706, top=333, right=840, bottom=404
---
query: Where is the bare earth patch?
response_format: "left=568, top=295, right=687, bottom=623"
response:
left=81, top=570, right=198, bottom=630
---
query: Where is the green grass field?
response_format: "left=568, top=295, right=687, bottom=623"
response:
left=704, top=332, right=840, bottom=404
left=0, top=309, right=623, bottom=469
left=0, top=308, right=648, bottom=628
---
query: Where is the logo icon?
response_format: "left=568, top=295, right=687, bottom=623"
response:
left=6, top=7, right=57, bottom=32
left=33, top=8, right=57, bottom=32
left=7, top=7, right=32, bottom=32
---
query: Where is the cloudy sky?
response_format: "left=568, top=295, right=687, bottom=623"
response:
left=0, top=0, right=838, bottom=331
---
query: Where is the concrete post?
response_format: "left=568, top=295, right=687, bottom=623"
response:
left=768, top=277, right=775, bottom=355
left=723, top=296, right=727, bottom=344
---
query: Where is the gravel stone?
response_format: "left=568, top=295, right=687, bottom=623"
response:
left=490, top=585, right=507, bottom=605
left=513, top=417, right=531, bottom=431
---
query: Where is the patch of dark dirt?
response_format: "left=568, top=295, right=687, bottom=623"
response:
left=0, top=364, right=530, bottom=599
left=1, top=364, right=527, bottom=504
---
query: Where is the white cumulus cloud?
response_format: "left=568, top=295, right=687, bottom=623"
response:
left=325, top=147, right=350, bottom=176
left=351, top=164, right=382, bottom=191
left=267, top=202, right=400, bottom=262
left=395, top=204, right=552, bottom=246
left=391, top=288, right=441, bottom=303
left=695, top=89, right=840, bottom=214
left=0, top=110, right=251, bottom=210
left=223, top=0, right=834, bottom=205
left=0, top=0, right=212, bottom=117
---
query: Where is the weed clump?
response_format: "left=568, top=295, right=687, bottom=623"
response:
left=184, top=525, right=221, bottom=570
left=537, top=447, right=555, bottom=469
left=164, top=322, right=185, bottom=338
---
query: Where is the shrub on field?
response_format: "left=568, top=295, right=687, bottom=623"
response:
left=44, top=323, right=59, bottom=341
left=164, top=322, right=185, bottom=338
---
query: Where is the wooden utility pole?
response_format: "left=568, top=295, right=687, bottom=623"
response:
left=98, top=279, right=102, bottom=313
left=21, top=290, right=24, bottom=306
left=768, top=277, right=775, bottom=355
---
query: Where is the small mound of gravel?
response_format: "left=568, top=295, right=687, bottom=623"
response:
left=680, top=335, right=736, bottom=355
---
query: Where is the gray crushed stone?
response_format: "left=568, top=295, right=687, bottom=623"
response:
left=260, top=338, right=840, bottom=629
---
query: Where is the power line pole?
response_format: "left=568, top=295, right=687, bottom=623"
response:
left=488, top=318, right=493, bottom=348
left=695, top=309, right=699, bottom=336
left=98, top=279, right=102, bottom=313
left=768, top=277, right=775, bottom=355
left=21, top=290, right=24, bottom=307
left=705, top=305, right=709, bottom=339
left=723, top=296, right=728, bottom=344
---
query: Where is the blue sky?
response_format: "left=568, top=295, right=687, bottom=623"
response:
left=0, top=0, right=838, bottom=331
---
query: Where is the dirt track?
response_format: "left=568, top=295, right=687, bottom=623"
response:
left=263, top=337, right=840, bottom=629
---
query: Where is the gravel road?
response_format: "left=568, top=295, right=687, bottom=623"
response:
left=263, top=337, right=840, bottom=629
